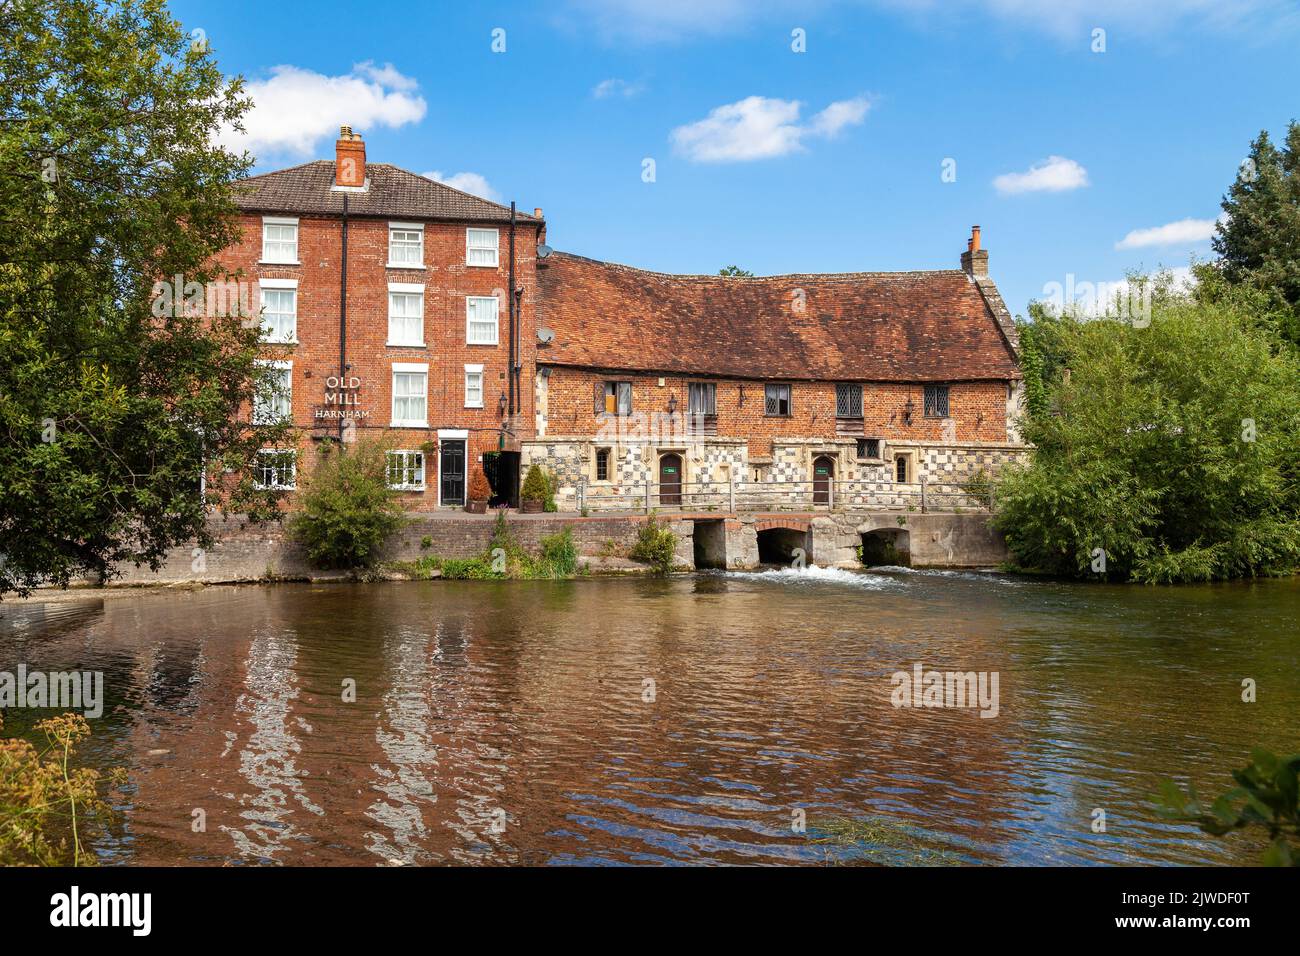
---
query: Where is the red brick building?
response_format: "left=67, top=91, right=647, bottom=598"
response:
left=229, top=127, right=543, bottom=508
left=228, top=127, right=1024, bottom=512
left=528, top=237, right=1026, bottom=512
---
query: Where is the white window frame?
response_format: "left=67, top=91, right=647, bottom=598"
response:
left=466, top=295, right=499, bottom=345
left=390, top=362, right=429, bottom=428
left=261, top=216, right=299, bottom=265
left=466, top=228, right=499, bottom=267
left=252, top=359, right=292, bottom=425
left=258, top=278, right=298, bottom=344
left=464, top=363, right=485, bottom=409
left=253, top=449, right=296, bottom=490
left=387, top=222, right=425, bottom=269
left=387, top=282, right=425, bottom=347
left=386, top=449, right=426, bottom=491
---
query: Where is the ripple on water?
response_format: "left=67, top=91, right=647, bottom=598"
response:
left=4, top=576, right=1295, bottom=866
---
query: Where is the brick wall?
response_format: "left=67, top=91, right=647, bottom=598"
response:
left=539, top=367, right=1012, bottom=453
left=219, top=212, right=541, bottom=509
left=109, top=513, right=653, bottom=584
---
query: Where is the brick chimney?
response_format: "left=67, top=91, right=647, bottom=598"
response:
left=335, top=125, right=366, bottom=188
left=960, top=225, right=988, bottom=278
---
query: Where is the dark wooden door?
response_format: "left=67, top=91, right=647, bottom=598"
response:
left=659, top=454, right=682, bottom=506
left=440, top=440, right=465, bottom=505
left=813, top=455, right=834, bottom=505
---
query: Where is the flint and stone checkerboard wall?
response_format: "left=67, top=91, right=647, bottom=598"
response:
left=523, top=437, right=1026, bottom=511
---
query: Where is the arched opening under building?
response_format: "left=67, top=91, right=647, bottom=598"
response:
left=693, top=519, right=728, bottom=569
left=757, top=526, right=811, bottom=565
left=860, top=528, right=911, bottom=567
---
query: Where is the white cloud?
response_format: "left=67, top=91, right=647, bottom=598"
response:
left=222, top=63, right=426, bottom=159
left=993, top=156, right=1089, bottom=195
left=1115, top=217, right=1218, bottom=249
left=671, top=95, right=870, bottom=162
left=422, top=171, right=500, bottom=202
left=807, top=97, right=871, bottom=137
left=353, top=60, right=420, bottom=92
left=592, top=78, right=646, bottom=98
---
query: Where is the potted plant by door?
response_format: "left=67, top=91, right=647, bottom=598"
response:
left=520, top=464, right=548, bottom=514
left=465, top=468, right=491, bottom=514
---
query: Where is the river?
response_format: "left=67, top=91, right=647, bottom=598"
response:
left=2, top=568, right=1296, bottom=866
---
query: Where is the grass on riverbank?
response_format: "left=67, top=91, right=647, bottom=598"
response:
left=384, top=512, right=584, bottom=581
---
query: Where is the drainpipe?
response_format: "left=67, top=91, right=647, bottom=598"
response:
left=508, top=202, right=517, bottom=416
left=339, top=192, right=349, bottom=442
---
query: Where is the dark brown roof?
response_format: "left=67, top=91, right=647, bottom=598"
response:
left=537, top=252, right=1021, bottom=382
left=233, top=161, right=539, bottom=224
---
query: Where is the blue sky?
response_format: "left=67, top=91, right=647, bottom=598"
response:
left=174, top=0, right=1300, bottom=317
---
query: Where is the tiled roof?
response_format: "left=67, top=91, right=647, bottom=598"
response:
left=536, top=252, right=1022, bottom=382
left=233, top=161, right=539, bottom=224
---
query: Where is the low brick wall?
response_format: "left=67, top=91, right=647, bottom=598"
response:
left=103, top=509, right=1007, bottom=585
left=383, top=514, right=650, bottom=561
left=108, top=512, right=656, bottom=585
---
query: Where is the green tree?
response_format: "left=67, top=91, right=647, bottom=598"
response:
left=718, top=265, right=754, bottom=277
left=289, top=440, right=406, bottom=569
left=0, top=0, right=288, bottom=595
left=1205, top=121, right=1300, bottom=349
left=994, top=291, right=1300, bottom=583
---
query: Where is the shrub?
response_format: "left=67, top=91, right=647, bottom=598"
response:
left=1159, top=748, right=1300, bottom=866
left=1, top=713, right=124, bottom=866
left=964, top=469, right=993, bottom=509
left=289, top=439, right=407, bottom=569
left=521, top=464, right=549, bottom=503
left=630, top=516, right=677, bottom=574
left=543, top=468, right=558, bottom=512
left=468, top=467, right=492, bottom=503
left=406, top=555, right=442, bottom=580
left=538, top=528, right=578, bottom=577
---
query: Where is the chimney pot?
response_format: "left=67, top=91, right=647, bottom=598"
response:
left=961, top=226, right=989, bottom=278
left=533, top=207, right=543, bottom=219
left=335, top=125, right=366, bottom=187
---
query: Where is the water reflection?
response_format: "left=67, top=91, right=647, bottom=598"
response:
left=366, top=628, right=438, bottom=864
left=4, top=572, right=1297, bottom=866
left=225, top=629, right=324, bottom=862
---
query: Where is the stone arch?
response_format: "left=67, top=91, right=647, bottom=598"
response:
left=859, top=527, right=911, bottom=567
left=755, top=517, right=813, bottom=565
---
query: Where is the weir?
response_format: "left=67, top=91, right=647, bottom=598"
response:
left=99, top=510, right=1009, bottom=585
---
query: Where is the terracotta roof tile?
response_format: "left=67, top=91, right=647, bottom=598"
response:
left=233, top=161, right=539, bottom=224
left=537, top=252, right=1021, bottom=382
